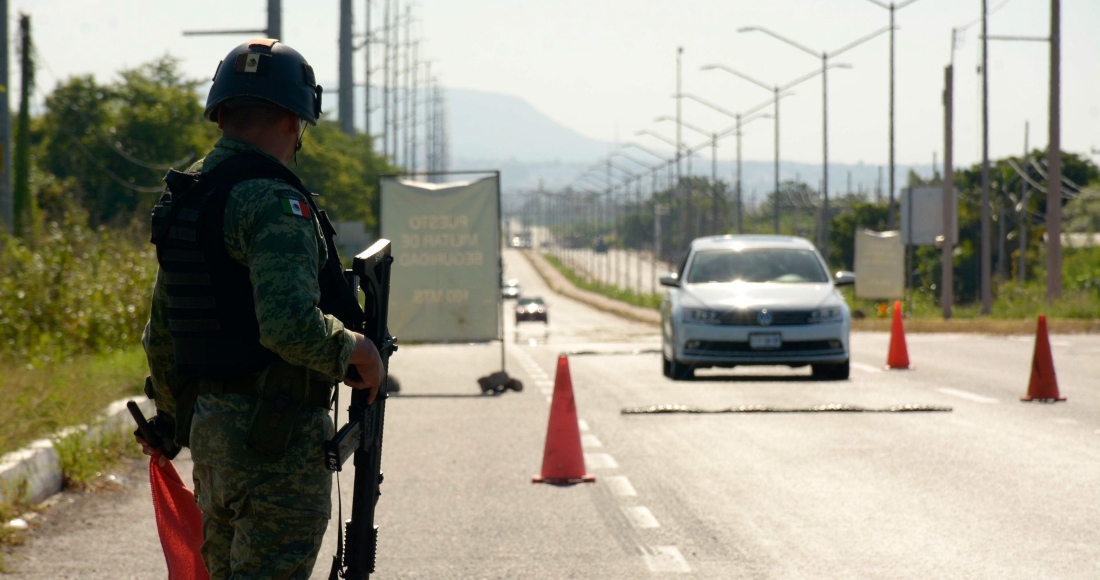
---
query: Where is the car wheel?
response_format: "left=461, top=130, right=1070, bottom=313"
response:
left=662, top=355, right=672, bottom=378
left=669, top=357, right=694, bottom=381
left=812, top=360, right=850, bottom=381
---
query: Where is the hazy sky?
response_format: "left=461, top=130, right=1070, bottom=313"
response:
left=19, top=0, right=1100, bottom=169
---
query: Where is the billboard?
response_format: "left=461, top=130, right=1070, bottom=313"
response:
left=381, top=175, right=501, bottom=342
left=854, top=229, right=904, bottom=300
left=900, top=186, right=957, bottom=246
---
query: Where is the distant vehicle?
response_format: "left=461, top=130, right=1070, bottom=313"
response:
left=515, top=296, right=548, bottom=324
left=660, top=235, right=855, bottom=381
left=594, top=235, right=608, bottom=254
left=502, top=278, right=521, bottom=300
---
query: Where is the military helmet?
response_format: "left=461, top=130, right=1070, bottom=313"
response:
left=204, top=39, right=323, bottom=125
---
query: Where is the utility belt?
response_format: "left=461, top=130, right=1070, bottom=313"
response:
left=200, top=374, right=334, bottom=408
left=198, top=361, right=335, bottom=459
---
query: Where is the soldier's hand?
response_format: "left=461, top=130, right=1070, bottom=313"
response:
left=347, top=333, right=385, bottom=403
left=134, top=434, right=168, bottom=467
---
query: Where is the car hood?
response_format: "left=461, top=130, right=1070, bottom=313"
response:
left=678, top=282, right=843, bottom=310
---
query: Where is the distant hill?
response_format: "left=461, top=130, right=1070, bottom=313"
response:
left=332, top=85, right=931, bottom=199
left=446, top=88, right=611, bottom=164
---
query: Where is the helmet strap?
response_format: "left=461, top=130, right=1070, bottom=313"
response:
left=293, top=119, right=307, bottom=167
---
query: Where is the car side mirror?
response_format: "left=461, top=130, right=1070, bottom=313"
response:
left=833, top=271, right=856, bottom=287
left=659, top=273, right=681, bottom=288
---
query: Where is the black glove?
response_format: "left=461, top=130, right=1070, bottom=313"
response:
left=133, top=411, right=182, bottom=460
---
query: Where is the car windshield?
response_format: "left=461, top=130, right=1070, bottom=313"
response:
left=518, top=297, right=544, bottom=306
left=685, top=248, right=828, bottom=284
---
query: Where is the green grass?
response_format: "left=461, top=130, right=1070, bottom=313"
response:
left=0, top=347, right=148, bottom=458
left=543, top=253, right=663, bottom=310
left=52, top=420, right=145, bottom=492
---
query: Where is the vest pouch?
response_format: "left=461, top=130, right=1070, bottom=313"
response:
left=247, top=360, right=308, bottom=459
left=169, top=376, right=201, bottom=448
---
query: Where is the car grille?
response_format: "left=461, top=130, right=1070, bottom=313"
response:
left=718, top=309, right=814, bottom=326
left=686, top=340, right=844, bottom=356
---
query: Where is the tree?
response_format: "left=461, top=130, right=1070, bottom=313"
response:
left=295, top=121, right=394, bottom=234
left=37, top=57, right=214, bottom=226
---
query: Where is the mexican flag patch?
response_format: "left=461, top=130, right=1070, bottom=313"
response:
left=281, top=198, right=312, bottom=219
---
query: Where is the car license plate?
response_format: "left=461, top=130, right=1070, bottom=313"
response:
left=749, top=333, right=782, bottom=350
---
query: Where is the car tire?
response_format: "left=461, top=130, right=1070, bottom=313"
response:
left=668, top=357, right=694, bottom=381
left=662, top=355, right=673, bottom=378
left=812, top=360, right=850, bottom=381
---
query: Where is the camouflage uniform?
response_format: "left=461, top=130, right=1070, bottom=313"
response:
left=143, top=137, right=355, bottom=579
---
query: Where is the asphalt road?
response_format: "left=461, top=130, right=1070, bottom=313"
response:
left=5, top=247, right=1099, bottom=579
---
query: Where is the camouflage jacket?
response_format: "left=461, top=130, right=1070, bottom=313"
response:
left=142, top=138, right=351, bottom=472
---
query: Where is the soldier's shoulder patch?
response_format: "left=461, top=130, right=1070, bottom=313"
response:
left=279, top=195, right=312, bottom=219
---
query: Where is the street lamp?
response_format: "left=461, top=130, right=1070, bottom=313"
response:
left=739, top=25, right=886, bottom=256
left=677, top=92, right=778, bottom=234
left=656, top=115, right=721, bottom=235
left=702, top=62, right=848, bottom=235
left=859, top=0, right=927, bottom=228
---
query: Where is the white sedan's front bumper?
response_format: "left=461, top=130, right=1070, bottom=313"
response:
left=671, top=319, right=849, bottom=367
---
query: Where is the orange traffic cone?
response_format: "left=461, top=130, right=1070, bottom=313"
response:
left=533, top=354, right=595, bottom=485
left=885, top=300, right=913, bottom=370
left=1021, top=315, right=1065, bottom=402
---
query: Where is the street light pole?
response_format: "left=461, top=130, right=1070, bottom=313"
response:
left=861, top=0, right=924, bottom=228
left=1047, top=0, right=1062, bottom=301
left=739, top=25, right=888, bottom=254
left=980, top=0, right=992, bottom=313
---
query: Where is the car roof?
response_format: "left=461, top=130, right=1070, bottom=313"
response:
left=689, top=235, right=816, bottom=252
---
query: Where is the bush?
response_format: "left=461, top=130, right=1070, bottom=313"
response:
left=0, top=219, right=155, bottom=365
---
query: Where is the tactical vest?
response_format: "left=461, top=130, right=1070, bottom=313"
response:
left=150, top=152, right=364, bottom=380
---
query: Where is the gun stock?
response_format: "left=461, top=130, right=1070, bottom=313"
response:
left=326, top=239, right=396, bottom=580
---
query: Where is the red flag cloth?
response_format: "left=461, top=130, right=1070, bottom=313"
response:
left=149, top=452, right=210, bottom=580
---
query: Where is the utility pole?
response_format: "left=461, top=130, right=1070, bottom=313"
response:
left=0, top=0, right=11, bottom=232
left=338, top=0, right=354, bottom=135
left=410, top=41, right=419, bottom=175
left=1019, top=122, right=1029, bottom=284
left=1047, top=0, right=1062, bottom=301
left=980, top=0, right=992, bottom=314
left=266, top=0, right=281, bottom=39
left=13, top=12, right=32, bottom=235
left=364, top=0, right=372, bottom=146
left=773, top=85, right=780, bottom=235
left=403, top=4, right=412, bottom=168
left=942, top=63, right=954, bottom=320
left=182, top=1, right=281, bottom=51
left=381, top=0, right=390, bottom=160
left=736, top=114, right=743, bottom=234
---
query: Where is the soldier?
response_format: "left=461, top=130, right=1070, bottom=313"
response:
left=138, top=39, right=384, bottom=579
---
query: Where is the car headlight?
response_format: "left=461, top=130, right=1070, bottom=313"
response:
left=808, top=307, right=843, bottom=323
left=681, top=308, right=722, bottom=325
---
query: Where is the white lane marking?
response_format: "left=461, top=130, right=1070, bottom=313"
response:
left=604, top=475, right=637, bottom=497
left=1053, top=418, right=1078, bottom=425
left=581, top=434, right=603, bottom=448
left=643, top=546, right=692, bottom=573
left=535, top=380, right=554, bottom=388
left=938, top=388, right=999, bottom=404
left=584, top=452, right=619, bottom=469
left=851, top=362, right=883, bottom=374
left=578, top=419, right=590, bottom=432
left=623, top=506, right=660, bottom=529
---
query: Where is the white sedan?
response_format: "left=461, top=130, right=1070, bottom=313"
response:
left=660, top=235, right=854, bottom=381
